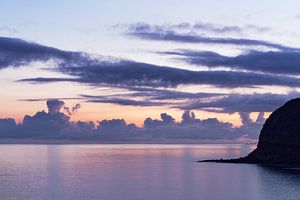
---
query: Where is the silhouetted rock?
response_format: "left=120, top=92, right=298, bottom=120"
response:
left=200, top=98, right=300, bottom=165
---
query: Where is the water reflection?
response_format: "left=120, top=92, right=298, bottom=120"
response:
left=0, top=144, right=299, bottom=200
left=255, top=166, right=300, bottom=200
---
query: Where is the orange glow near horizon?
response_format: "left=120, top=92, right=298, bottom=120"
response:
left=0, top=66, right=281, bottom=128
left=0, top=99, right=269, bottom=127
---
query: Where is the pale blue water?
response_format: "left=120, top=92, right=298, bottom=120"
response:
left=0, top=144, right=299, bottom=200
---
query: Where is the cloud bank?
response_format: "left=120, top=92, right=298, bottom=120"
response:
left=0, top=99, right=264, bottom=141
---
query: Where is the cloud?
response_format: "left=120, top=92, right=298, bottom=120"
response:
left=0, top=36, right=82, bottom=69
left=0, top=99, right=266, bottom=141
left=144, top=113, right=176, bottom=128
left=239, top=112, right=252, bottom=125
left=1, top=36, right=300, bottom=89
left=191, top=22, right=242, bottom=34
left=96, top=119, right=138, bottom=139
left=116, top=86, right=225, bottom=100
left=81, top=89, right=225, bottom=107
left=2, top=99, right=93, bottom=138
left=0, top=26, right=20, bottom=35
left=86, top=97, right=168, bottom=107
left=19, top=97, right=82, bottom=102
left=64, top=103, right=81, bottom=116
left=118, top=22, right=270, bottom=35
left=0, top=118, right=18, bottom=137
left=20, top=60, right=300, bottom=88
left=17, top=87, right=300, bottom=114
left=233, top=112, right=265, bottom=139
left=21, top=104, right=71, bottom=137
left=163, top=50, right=300, bottom=75
left=81, top=91, right=300, bottom=114
left=83, top=87, right=224, bottom=101
left=122, top=23, right=294, bottom=50
left=47, top=99, right=65, bottom=113
left=180, top=92, right=300, bottom=113
left=141, top=110, right=262, bottom=140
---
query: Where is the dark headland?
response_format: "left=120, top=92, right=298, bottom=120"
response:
left=200, top=98, right=300, bottom=165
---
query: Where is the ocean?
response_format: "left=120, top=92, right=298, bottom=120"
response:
left=0, top=144, right=299, bottom=200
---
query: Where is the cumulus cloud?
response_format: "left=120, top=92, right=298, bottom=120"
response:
left=21, top=100, right=71, bottom=137
left=239, top=112, right=252, bottom=126
left=47, top=99, right=65, bottom=113
left=0, top=99, right=266, bottom=141
left=141, top=111, right=254, bottom=140
left=0, top=118, right=18, bottom=137
left=234, top=112, right=265, bottom=139
left=144, top=113, right=176, bottom=129
left=64, top=103, right=81, bottom=116
left=96, top=119, right=139, bottom=140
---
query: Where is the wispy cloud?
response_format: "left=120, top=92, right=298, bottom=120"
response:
left=0, top=26, right=20, bottom=35
left=180, top=92, right=300, bottom=113
left=80, top=90, right=300, bottom=114
left=120, top=23, right=294, bottom=51
left=116, top=22, right=270, bottom=35
left=84, top=96, right=169, bottom=107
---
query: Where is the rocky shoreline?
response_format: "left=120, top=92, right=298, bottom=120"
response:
left=200, top=98, right=300, bottom=165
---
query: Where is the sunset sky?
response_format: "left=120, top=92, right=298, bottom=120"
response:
left=1, top=0, right=300, bottom=141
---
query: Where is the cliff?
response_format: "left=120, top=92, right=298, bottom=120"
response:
left=201, top=98, right=300, bottom=165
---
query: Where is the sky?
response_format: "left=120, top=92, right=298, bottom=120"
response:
left=1, top=0, right=300, bottom=141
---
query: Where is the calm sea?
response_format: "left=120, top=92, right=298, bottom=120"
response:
left=0, top=144, right=299, bottom=200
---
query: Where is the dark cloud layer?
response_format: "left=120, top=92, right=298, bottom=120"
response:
left=21, top=61, right=300, bottom=88
left=1, top=36, right=300, bottom=89
left=163, top=50, right=300, bottom=75
left=0, top=37, right=82, bottom=69
left=86, top=97, right=168, bottom=107
left=80, top=90, right=224, bottom=107
left=181, top=92, right=300, bottom=113
left=0, top=99, right=264, bottom=141
left=81, top=90, right=300, bottom=114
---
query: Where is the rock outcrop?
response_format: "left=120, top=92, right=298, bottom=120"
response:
left=201, top=98, right=300, bottom=165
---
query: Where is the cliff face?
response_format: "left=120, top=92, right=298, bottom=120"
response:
left=244, top=98, right=300, bottom=165
left=201, top=98, right=300, bottom=165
